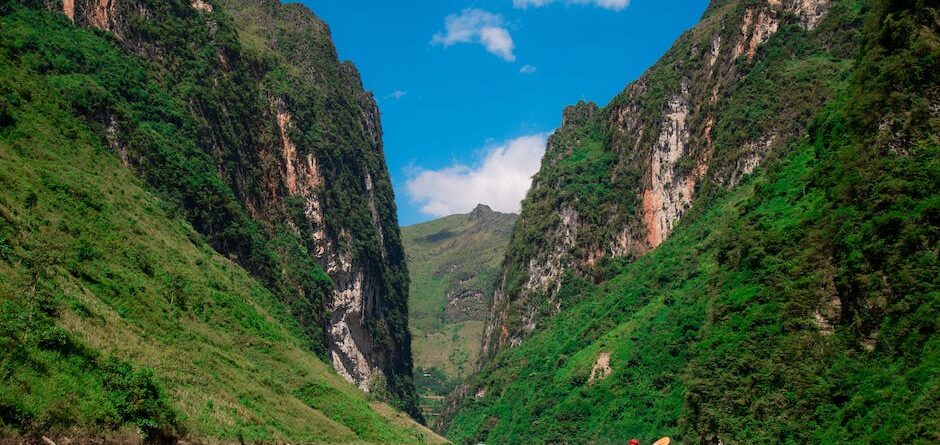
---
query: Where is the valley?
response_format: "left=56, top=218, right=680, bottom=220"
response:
left=0, top=0, right=937, bottom=444
left=402, top=205, right=516, bottom=422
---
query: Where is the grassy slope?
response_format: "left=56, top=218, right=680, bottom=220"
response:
left=446, top=1, right=938, bottom=444
left=0, top=8, right=445, bottom=444
left=401, top=208, right=516, bottom=419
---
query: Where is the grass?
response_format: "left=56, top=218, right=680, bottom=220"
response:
left=0, top=7, right=443, bottom=444
left=401, top=208, right=516, bottom=422
left=412, top=322, right=485, bottom=380
left=402, top=208, right=516, bottom=377
left=446, top=1, right=939, bottom=443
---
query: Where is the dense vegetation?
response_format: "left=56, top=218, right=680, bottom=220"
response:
left=0, top=1, right=436, bottom=443
left=2, top=0, right=419, bottom=417
left=447, top=0, right=938, bottom=443
left=481, top=0, right=872, bottom=359
left=13, top=0, right=417, bottom=416
left=401, top=205, right=516, bottom=422
left=0, top=8, right=444, bottom=443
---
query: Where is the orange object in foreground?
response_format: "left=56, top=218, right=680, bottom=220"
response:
left=652, top=437, right=671, bottom=445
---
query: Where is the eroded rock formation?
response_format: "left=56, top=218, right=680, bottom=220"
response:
left=481, top=0, right=836, bottom=359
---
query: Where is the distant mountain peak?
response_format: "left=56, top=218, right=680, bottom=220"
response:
left=470, top=204, right=494, bottom=217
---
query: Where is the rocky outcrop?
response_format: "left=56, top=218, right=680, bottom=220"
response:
left=588, top=352, right=612, bottom=383
left=780, top=0, right=831, bottom=30
left=445, top=289, right=487, bottom=322
left=271, top=96, right=382, bottom=390
left=480, top=0, right=840, bottom=361
left=191, top=0, right=213, bottom=12
left=55, top=0, right=126, bottom=36
left=233, top=0, right=415, bottom=411
left=642, top=92, right=693, bottom=248
left=732, top=7, right=780, bottom=61
left=42, top=0, right=420, bottom=418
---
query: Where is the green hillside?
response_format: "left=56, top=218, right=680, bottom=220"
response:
left=0, top=6, right=444, bottom=444
left=445, top=0, right=938, bottom=443
left=402, top=205, right=516, bottom=422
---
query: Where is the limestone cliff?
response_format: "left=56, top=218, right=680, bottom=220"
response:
left=482, top=0, right=844, bottom=359
left=35, top=0, right=419, bottom=417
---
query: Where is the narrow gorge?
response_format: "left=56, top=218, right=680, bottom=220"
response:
left=1, top=0, right=936, bottom=444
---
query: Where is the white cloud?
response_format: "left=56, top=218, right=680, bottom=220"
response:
left=513, top=0, right=630, bottom=11
left=406, top=134, right=548, bottom=217
left=386, top=90, right=407, bottom=100
left=432, top=9, right=516, bottom=62
left=519, top=64, right=537, bottom=74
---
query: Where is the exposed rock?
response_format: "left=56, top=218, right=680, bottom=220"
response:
left=733, top=7, right=780, bottom=61
left=63, top=0, right=75, bottom=21
left=445, top=289, right=486, bottom=323
left=588, top=352, right=612, bottom=383
left=275, top=80, right=410, bottom=402
left=273, top=97, right=328, bottom=251
left=191, top=0, right=213, bottom=13
left=783, top=0, right=831, bottom=30
left=45, top=0, right=420, bottom=416
left=365, top=173, right=386, bottom=259
left=610, top=224, right=646, bottom=259
left=271, top=94, right=390, bottom=394
left=328, top=264, right=375, bottom=388
left=642, top=91, right=705, bottom=248
left=725, top=134, right=777, bottom=187
left=477, top=0, right=835, bottom=363
left=708, top=34, right=722, bottom=68
left=88, top=0, right=118, bottom=34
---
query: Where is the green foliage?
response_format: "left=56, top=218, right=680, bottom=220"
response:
left=415, top=368, right=460, bottom=398
left=483, top=0, right=874, bottom=361
left=1, top=3, right=332, bottom=356
left=5, top=0, right=420, bottom=417
left=0, top=6, right=438, bottom=443
left=403, top=208, right=515, bottom=370
left=447, top=1, right=938, bottom=444
left=0, top=299, right=181, bottom=440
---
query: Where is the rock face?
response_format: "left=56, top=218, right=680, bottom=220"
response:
left=43, top=0, right=419, bottom=417
left=481, top=0, right=837, bottom=360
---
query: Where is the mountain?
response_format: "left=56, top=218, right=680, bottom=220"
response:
left=481, top=0, right=854, bottom=360
left=445, top=0, right=938, bottom=443
left=401, top=205, right=517, bottom=422
left=0, top=0, right=437, bottom=442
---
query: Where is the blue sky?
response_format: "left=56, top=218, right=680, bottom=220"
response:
left=301, top=0, right=710, bottom=226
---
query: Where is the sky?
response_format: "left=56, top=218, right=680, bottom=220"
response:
left=301, top=0, right=710, bottom=226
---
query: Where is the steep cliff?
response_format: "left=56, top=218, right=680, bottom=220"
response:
left=12, top=0, right=417, bottom=416
left=482, top=0, right=855, bottom=359
left=446, top=0, right=938, bottom=443
left=0, top=5, right=448, bottom=442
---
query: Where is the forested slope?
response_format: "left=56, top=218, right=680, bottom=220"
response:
left=482, top=0, right=861, bottom=359
left=12, top=0, right=418, bottom=416
left=446, top=0, right=938, bottom=443
left=0, top=1, right=439, bottom=443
